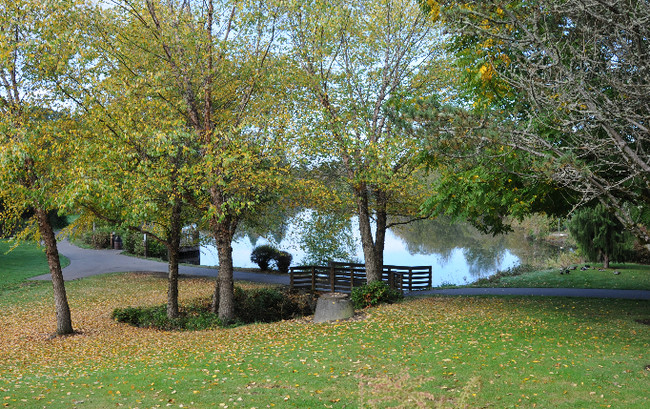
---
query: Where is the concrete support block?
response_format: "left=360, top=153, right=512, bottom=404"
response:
left=313, top=292, right=354, bottom=323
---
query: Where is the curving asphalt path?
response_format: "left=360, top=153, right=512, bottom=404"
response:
left=32, top=239, right=650, bottom=300
left=31, top=239, right=289, bottom=285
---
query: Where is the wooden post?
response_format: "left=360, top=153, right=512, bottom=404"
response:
left=409, top=268, right=413, bottom=292
left=387, top=267, right=393, bottom=289
left=311, top=267, right=316, bottom=292
left=350, top=268, right=354, bottom=292
left=290, top=268, right=294, bottom=290
left=428, top=267, right=432, bottom=288
left=330, top=264, right=336, bottom=292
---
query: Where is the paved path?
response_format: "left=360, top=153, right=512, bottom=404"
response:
left=410, top=287, right=650, bottom=300
left=31, top=239, right=289, bottom=285
left=33, top=240, right=650, bottom=300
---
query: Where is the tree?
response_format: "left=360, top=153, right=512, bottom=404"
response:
left=84, top=0, right=290, bottom=322
left=436, top=0, right=650, bottom=242
left=0, top=0, right=83, bottom=335
left=568, top=204, right=634, bottom=268
left=403, top=96, right=574, bottom=235
left=50, top=2, right=207, bottom=320
left=72, top=125, right=199, bottom=319
left=285, top=0, right=441, bottom=282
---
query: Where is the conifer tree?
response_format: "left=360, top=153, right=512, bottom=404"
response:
left=568, top=204, right=633, bottom=268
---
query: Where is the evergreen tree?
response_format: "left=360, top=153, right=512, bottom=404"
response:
left=568, top=204, right=633, bottom=268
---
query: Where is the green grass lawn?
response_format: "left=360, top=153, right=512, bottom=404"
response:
left=0, top=240, right=69, bottom=294
left=470, top=264, right=650, bottom=290
left=0, top=273, right=648, bottom=408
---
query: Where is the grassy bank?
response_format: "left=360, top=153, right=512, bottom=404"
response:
left=0, top=240, right=69, bottom=294
left=1, top=273, right=648, bottom=408
left=470, top=264, right=650, bottom=291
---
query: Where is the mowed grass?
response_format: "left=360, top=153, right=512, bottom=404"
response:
left=472, top=264, right=650, bottom=290
left=0, top=273, right=648, bottom=408
left=0, top=240, right=69, bottom=294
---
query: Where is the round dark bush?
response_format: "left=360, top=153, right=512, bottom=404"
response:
left=275, top=251, right=293, bottom=274
left=250, top=244, right=279, bottom=271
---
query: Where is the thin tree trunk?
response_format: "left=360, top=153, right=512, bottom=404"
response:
left=167, top=247, right=180, bottom=319
left=603, top=253, right=610, bottom=269
left=166, top=200, right=182, bottom=319
left=35, top=208, right=74, bottom=335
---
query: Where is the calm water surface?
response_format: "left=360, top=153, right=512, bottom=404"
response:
left=201, top=217, right=559, bottom=286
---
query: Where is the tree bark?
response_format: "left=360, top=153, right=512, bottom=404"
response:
left=355, top=187, right=387, bottom=283
left=166, top=200, right=182, bottom=319
left=603, top=253, right=610, bottom=269
left=214, top=223, right=235, bottom=322
left=35, top=208, right=74, bottom=336
left=207, top=180, right=239, bottom=322
left=211, top=278, right=220, bottom=314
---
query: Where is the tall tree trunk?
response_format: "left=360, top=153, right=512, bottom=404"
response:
left=210, top=187, right=238, bottom=322
left=166, top=200, right=182, bottom=319
left=35, top=208, right=74, bottom=335
left=374, top=189, right=388, bottom=270
left=356, top=187, right=387, bottom=283
left=214, top=223, right=235, bottom=322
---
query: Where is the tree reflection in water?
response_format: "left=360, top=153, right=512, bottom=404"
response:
left=391, top=217, right=560, bottom=282
left=202, top=214, right=562, bottom=285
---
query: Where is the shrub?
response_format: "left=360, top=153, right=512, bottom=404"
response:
left=234, top=287, right=283, bottom=323
left=112, top=288, right=314, bottom=330
left=275, top=251, right=293, bottom=274
left=81, top=227, right=113, bottom=249
left=124, top=231, right=167, bottom=259
left=122, top=231, right=137, bottom=254
left=112, top=303, right=221, bottom=331
left=250, top=244, right=279, bottom=271
left=234, top=286, right=312, bottom=323
left=112, top=305, right=168, bottom=328
left=351, top=281, right=403, bottom=309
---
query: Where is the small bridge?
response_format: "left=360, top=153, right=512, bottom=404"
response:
left=289, top=262, right=432, bottom=293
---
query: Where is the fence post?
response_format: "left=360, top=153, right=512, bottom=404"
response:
left=350, top=268, right=354, bottom=292
left=330, top=264, right=336, bottom=292
left=387, top=267, right=393, bottom=289
left=409, top=268, right=414, bottom=292
left=311, top=267, right=316, bottom=292
left=428, top=266, right=433, bottom=288
left=290, top=268, right=294, bottom=290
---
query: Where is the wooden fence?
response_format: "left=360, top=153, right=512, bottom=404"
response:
left=289, top=262, right=432, bottom=293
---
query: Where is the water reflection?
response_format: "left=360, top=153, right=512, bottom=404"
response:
left=201, top=216, right=559, bottom=286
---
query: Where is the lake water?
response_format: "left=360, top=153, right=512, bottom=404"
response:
left=200, top=217, right=559, bottom=286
